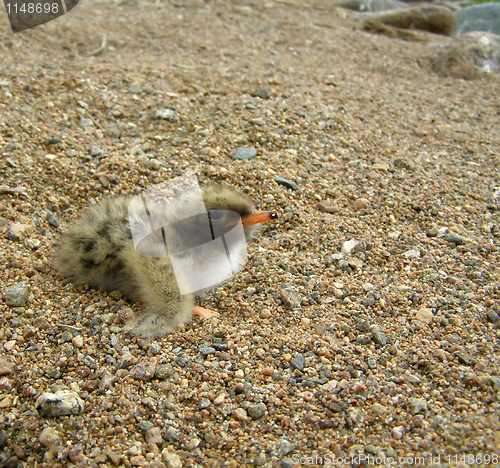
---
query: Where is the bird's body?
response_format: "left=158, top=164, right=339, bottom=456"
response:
left=53, top=184, right=275, bottom=338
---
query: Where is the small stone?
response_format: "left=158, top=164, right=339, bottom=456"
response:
left=233, top=147, right=257, bottom=160
left=353, top=198, right=370, bottom=211
left=36, top=390, right=84, bottom=417
left=130, top=455, right=147, bottom=466
left=146, top=427, right=163, bottom=445
left=138, top=420, right=153, bottom=431
left=415, top=308, right=434, bottom=325
left=72, top=335, right=84, bottom=348
left=117, top=354, right=135, bottom=369
left=198, top=345, right=216, bottom=356
left=232, top=408, right=248, bottom=421
left=290, top=353, right=305, bottom=371
left=68, top=446, right=85, bottom=464
left=198, top=398, right=211, bottom=410
left=129, top=361, right=156, bottom=380
left=341, top=239, right=358, bottom=256
left=104, top=122, right=124, bottom=138
left=155, top=364, right=172, bottom=379
left=4, top=282, right=29, bottom=307
left=0, top=357, right=15, bottom=375
left=403, top=249, right=420, bottom=260
left=148, top=159, right=161, bottom=170
left=392, top=426, right=404, bottom=439
left=186, top=438, right=200, bottom=450
left=249, top=117, right=265, bottom=126
left=48, top=136, right=62, bottom=144
left=316, top=201, right=339, bottom=213
left=275, top=176, right=298, bottom=191
left=372, top=331, right=387, bottom=346
left=155, top=109, right=176, bottom=122
left=39, top=427, right=62, bottom=451
left=248, top=402, right=267, bottom=420
left=279, top=288, right=302, bottom=309
left=149, top=342, right=162, bottom=354
left=259, top=309, right=271, bottom=319
left=7, top=224, right=33, bottom=241
left=409, top=397, right=428, bottom=414
left=276, top=439, right=295, bottom=457
left=486, top=311, right=499, bottom=323
left=80, top=118, right=94, bottom=128
left=162, top=449, right=182, bottom=468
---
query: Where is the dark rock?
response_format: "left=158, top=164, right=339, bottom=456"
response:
left=275, top=177, right=298, bottom=191
left=48, top=136, right=62, bottom=144
left=486, top=311, right=500, bottom=323
left=290, top=353, right=305, bottom=371
left=46, top=211, right=59, bottom=227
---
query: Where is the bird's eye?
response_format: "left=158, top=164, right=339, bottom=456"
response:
left=209, top=210, right=223, bottom=222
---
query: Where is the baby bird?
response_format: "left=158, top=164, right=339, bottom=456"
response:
left=53, top=184, right=276, bottom=338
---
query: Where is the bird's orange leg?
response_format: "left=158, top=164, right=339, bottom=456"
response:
left=192, top=306, right=219, bottom=319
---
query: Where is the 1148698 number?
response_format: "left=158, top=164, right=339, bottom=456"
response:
left=5, top=3, right=59, bottom=14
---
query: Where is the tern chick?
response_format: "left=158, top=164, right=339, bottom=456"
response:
left=53, top=185, right=276, bottom=338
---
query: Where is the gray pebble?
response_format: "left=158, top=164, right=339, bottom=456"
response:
left=138, top=420, right=153, bottom=431
left=104, top=122, right=124, bottom=138
left=409, top=397, right=428, bottom=414
left=356, top=335, right=371, bottom=345
left=248, top=402, right=266, bottom=419
left=282, top=458, right=294, bottom=468
left=48, top=136, right=62, bottom=144
left=155, top=364, right=172, bottom=379
left=198, top=398, right=211, bottom=410
left=149, top=342, right=162, bottom=354
left=146, top=427, right=163, bottom=445
left=36, top=390, right=84, bottom=417
left=198, top=345, right=216, bottom=356
left=372, top=331, right=387, bottom=346
left=279, top=288, right=302, bottom=309
left=79, top=118, right=94, bottom=128
left=275, top=176, right=298, bottom=191
left=276, top=438, right=295, bottom=457
left=290, top=353, right=305, bottom=371
left=486, top=311, right=499, bottom=323
left=233, top=147, right=257, bottom=160
left=4, top=282, right=29, bottom=307
left=46, top=211, right=59, bottom=227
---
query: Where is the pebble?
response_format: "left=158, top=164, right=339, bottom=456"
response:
left=341, top=239, right=358, bottom=256
left=149, top=342, right=162, bottom=354
left=146, top=427, right=163, bottom=445
left=48, top=136, right=62, bottom=144
left=129, top=361, right=156, bottom=380
left=353, top=198, right=370, bottom=211
left=72, top=335, right=84, bottom=348
left=316, top=201, right=339, bottom=214
left=290, top=353, right=305, bottom=371
left=36, top=390, right=84, bottom=417
left=162, top=449, right=182, bottom=468
left=248, top=402, right=267, bottom=420
left=104, top=122, right=124, bottom=138
left=276, top=439, right=295, bottom=457
left=275, top=176, right=298, bottom=191
left=392, top=426, right=405, bottom=440
left=0, top=357, right=15, bottom=375
left=80, top=118, right=94, bottom=128
left=409, top=397, right=428, bottom=414
left=39, top=427, right=62, bottom=451
left=6, top=224, right=33, bottom=241
left=232, top=408, right=248, bottom=421
left=415, top=308, right=434, bottom=325
left=46, top=211, right=59, bottom=227
left=4, top=282, right=29, bottom=307
left=403, top=249, right=420, bottom=259
left=486, top=311, right=499, bottom=323
left=233, top=147, right=257, bottom=160
left=279, top=288, right=302, bottom=309
left=155, top=109, right=176, bottom=122
left=249, top=117, right=265, bottom=126
left=198, top=344, right=216, bottom=356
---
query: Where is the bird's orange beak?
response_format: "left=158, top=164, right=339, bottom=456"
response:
left=242, top=211, right=277, bottom=226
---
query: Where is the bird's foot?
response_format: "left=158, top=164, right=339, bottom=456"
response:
left=192, top=306, right=219, bottom=319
